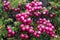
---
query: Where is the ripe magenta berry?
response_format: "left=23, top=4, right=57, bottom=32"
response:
left=25, top=25, right=30, bottom=31
left=28, top=29, right=34, bottom=34
left=33, top=31, right=37, bottom=37
left=8, top=29, right=12, bottom=33
left=20, top=24, right=24, bottom=28
left=21, top=27, right=26, bottom=32
left=11, top=31, right=15, bottom=36
left=20, top=34, right=25, bottom=38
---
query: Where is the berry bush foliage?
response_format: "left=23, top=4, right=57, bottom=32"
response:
left=0, top=0, right=60, bottom=40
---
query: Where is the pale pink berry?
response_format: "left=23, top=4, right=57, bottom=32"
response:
left=25, top=34, right=29, bottom=39
left=8, top=34, right=11, bottom=38
left=37, top=31, right=41, bottom=35
left=8, top=29, right=12, bottom=33
left=36, top=34, right=40, bottom=38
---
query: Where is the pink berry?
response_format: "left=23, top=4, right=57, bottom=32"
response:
left=51, top=34, right=55, bottom=38
left=46, top=23, right=52, bottom=27
left=34, top=3, right=37, bottom=6
left=25, top=34, right=29, bottom=39
left=33, top=31, right=37, bottom=37
left=16, top=14, right=21, bottom=18
left=29, top=9, right=32, bottom=12
left=39, top=21, right=43, bottom=24
left=30, top=26, right=34, bottom=29
left=28, top=29, right=34, bottom=34
left=18, top=3, right=21, bottom=8
left=7, top=26, right=11, bottom=30
left=28, top=6, right=32, bottom=10
left=11, top=31, right=15, bottom=36
left=43, top=21, right=46, bottom=24
left=45, top=27, right=49, bottom=31
left=7, top=2, right=10, bottom=5
left=41, top=25, right=45, bottom=29
left=37, top=25, right=40, bottom=29
left=17, top=8, right=20, bottom=11
left=37, top=2, right=42, bottom=6
left=21, top=27, right=26, bottom=32
left=51, top=26, right=55, bottom=30
left=36, top=34, right=40, bottom=38
left=3, top=1, right=6, bottom=3
left=20, top=24, right=24, bottom=28
left=14, top=8, right=18, bottom=12
left=46, top=31, right=50, bottom=34
left=8, top=29, right=12, bottom=33
left=34, top=7, right=38, bottom=10
left=37, top=12, right=41, bottom=15
left=39, top=18, right=43, bottom=21
left=5, top=7, right=9, bottom=12
left=39, top=28, right=42, bottom=31
left=50, top=14, right=54, bottom=18
left=27, top=18, right=32, bottom=24
left=23, top=19, right=27, bottom=23
left=20, top=34, right=25, bottom=38
left=37, top=31, right=41, bottom=35
left=38, top=6, right=42, bottom=10
left=25, top=25, right=30, bottom=31
left=36, top=21, right=40, bottom=24
left=24, top=15, right=28, bottom=19
left=48, top=27, right=53, bottom=32
left=20, top=16, right=24, bottom=20
left=8, top=34, right=11, bottom=38
left=44, top=10, right=49, bottom=13
left=31, top=1, right=35, bottom=5
left=43, top=12, right=46, bottom=15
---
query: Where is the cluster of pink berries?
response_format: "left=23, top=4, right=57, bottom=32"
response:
left=12, top=3, right=21, bottom=12
left=26, top=1, right=43, bottom=17
left=50, top=13, right=56, bottom=18
left=37, top=18, right=55, bottom=38
left=7, top=26, right=15, bottom=38
left=26, top=1, right=49, bottom=17
left=42, top=9, right=49, bottom=15
left=3, top=0, right=56, bottom=39
left=3, top=1, right=10, bottom=12
left=12, top=7, right=20, bottom=12
left=20, top=24, right=34, bottom=33
left=19, top=18, right=55, bottom=38
left=15, top=1, right=56, bottom=39
left=26, top=1, right=56, bottom=18
left=26, top=1, right=42, bottom=12
left=16, top=13, right=32, bottom=25
left=19, top=24, right=41, bottom=38
left=3, top=1, right=21, bottom=12
left=20, top=33, right=29, bottom=39
left=19, top=24, right=35, bottom=39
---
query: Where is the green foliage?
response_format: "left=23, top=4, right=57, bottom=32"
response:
left=9, top=0, right=26, bottom=8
